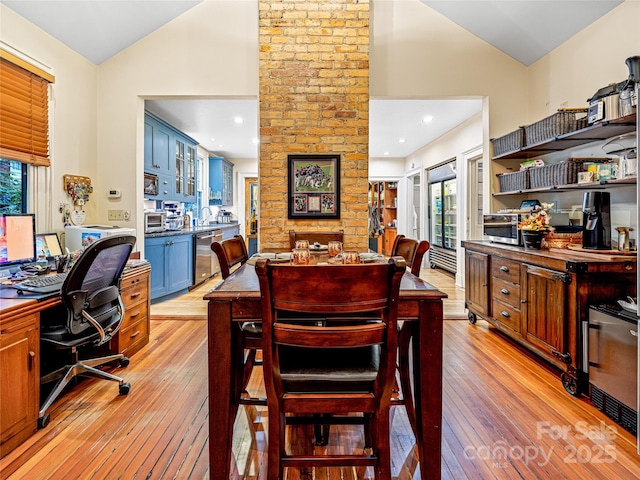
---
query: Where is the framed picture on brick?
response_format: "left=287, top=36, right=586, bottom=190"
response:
left=288, top=154, right=340, bottom=219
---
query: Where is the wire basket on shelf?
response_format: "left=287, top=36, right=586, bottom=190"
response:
left=524, top=109, right=588, bottom=146
left=491, top=127, right=525, bottom=157
left=528, top=161, right=586, bottom=189
left=498, top=169, right=529, bottom=192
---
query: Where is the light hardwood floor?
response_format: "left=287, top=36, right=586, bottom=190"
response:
left=1, top=267, right=638, bottom=479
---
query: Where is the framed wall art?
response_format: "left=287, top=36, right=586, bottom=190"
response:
left=288, top=154, right=340, bottom=219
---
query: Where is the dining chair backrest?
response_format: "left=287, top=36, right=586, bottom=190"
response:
left=288, top=229, right=344, bottom=249
left=391, top=234, right=430, bottom=276
left=211, top=234, right=249, bottom=279
left=255, top=256, right=405, bottom=478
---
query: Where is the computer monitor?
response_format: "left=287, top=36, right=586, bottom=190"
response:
left=36, top=232, right=63, bottom=258
left=0, top=213, right=37, bottom=268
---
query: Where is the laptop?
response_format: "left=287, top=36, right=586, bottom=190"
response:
left=36, top=232, right=64, bottom=259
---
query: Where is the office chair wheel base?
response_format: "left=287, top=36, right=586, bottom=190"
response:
left=119, top=382, right=131, bottom=395
left=38, top=414, right=50, bottom=429
left=119, top=357, right=130, bottom=368
left=468, top=312, right=477, bottom=324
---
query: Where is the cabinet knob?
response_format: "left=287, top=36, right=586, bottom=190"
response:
left=500, top=288, right=509, bottom=295
left=500, top=266, right=509, bottom=272
left=29, top=350, right=35, bottom=370
left=501, top=310, right=510, bottom=318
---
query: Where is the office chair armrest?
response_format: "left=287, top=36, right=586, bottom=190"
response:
left=82, top=309, right=107, bottom=344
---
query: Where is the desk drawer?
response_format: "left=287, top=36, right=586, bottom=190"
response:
left=119, top=316, right=149, bottom=353
left=492, top=299, right=521, bottom=332
left=491, top=257, right=520, bottom=284
left=121, top=282, right=147, bottom=307
left=122, top=302, right=147, bottom=330
left=491, top=277, right=521, bottom=309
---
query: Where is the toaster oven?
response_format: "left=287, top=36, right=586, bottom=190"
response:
left=144, top=211, right=167, bottom=233
left=483, top=214, right=526, bottom=246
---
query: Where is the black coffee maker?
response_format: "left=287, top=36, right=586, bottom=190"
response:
left=582, top=192, right=611, bottom=250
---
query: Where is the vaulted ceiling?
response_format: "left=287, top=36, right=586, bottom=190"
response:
left=1, top=0, right=623, bottom=158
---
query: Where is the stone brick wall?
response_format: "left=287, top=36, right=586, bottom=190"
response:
left=258, top=0, right=370, bottom=251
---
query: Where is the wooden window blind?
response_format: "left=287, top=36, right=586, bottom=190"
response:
left=0, top=55, right=54, bottom=167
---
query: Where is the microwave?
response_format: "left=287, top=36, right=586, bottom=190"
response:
left=144, top=211, right=167, bottom=233
left=483, top=214, right=526, bottom=246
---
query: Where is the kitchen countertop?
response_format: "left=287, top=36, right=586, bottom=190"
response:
left=145, top=222, right=239, bottom=238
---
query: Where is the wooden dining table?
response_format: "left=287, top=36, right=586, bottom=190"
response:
left=204, top=252, right=446, bottom=479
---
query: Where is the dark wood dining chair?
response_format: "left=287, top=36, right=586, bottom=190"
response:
left=211, top=234, right=262, bottom=396
left=390, top=234, right=430, bottom=276
left=255, top=257, right=405, bottom=480
left=390, top=234, right=430, bottom=437
left=288, top=229, right=344, bottom=249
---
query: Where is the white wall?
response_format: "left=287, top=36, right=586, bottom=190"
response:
left=97, top=0, right=259, bottom=254
left=0, top=5, right=98, bottom=236
left=527, top=0, right=640, bottom=121
left=370, top=0, right=530, bottom=140
left=403, top=113, right=483, bottom=285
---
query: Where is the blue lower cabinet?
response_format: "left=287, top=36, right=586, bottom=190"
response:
left=145, top=234, right=193, bottom=301
left=248, top=236, right=258, bottom=256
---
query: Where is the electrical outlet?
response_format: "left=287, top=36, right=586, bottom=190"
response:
left=108, top=209, right=124, bottom=221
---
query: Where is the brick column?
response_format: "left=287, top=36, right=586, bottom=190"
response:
left=258, top=0, right=370, bottom=251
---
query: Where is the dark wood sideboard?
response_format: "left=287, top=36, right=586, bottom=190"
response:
left=462, top=240, right=636, bottom=396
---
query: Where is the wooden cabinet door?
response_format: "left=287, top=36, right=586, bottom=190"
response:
left=0, top=313, right=38, bottom=456
left=522, top=264, right=568, bottom=356
left=464, top=250, right=490, bottom=317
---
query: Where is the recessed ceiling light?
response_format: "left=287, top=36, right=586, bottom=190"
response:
left=422, top=115, right=433, bottom=123
left=210, top=138, right=215, bottom=142
left=384, top=151, right=390, bottom=156
left=252, top=138, right=260, bottom=144
left=399, top=138, right=406, bottom=143
left=234, top=116, right=243, bottom=124
left=218, top=144, right=224, bottom=148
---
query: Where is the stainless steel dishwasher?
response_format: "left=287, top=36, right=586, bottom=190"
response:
left=194, top=229, right=222, bottom=286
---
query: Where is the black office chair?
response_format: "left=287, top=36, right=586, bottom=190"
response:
left=38, top=235, right=136, bottom=428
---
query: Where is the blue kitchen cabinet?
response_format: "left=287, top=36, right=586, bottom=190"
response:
left=209, top=156, right=234, bottom=206
left=174, top=134, right=197, bottom=204
left=144, top=112, right=197, bottom=203
left=145, top=234, right=193, bottom=301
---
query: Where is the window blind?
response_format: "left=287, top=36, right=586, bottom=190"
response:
left=0, top=55, right=54, bottom=167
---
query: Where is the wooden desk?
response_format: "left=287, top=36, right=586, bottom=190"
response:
left=0, top=263, right=151, bottom=458
left=204, top=260, right=446, bottom=479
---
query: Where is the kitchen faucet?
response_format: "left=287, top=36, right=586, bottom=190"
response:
left=200, top=206, right=213, bottom=225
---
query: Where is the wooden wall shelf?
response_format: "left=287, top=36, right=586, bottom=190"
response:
left=493, top=176, right=637, bottom=196
left=493, top=113, right=637, bottom=160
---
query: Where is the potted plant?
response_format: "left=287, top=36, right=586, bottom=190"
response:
left=518, top=202, right=555, bottom=250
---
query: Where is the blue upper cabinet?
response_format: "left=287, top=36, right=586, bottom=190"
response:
left=144, top=112, right=198, bottom=203
left=209, top=156, right=234, bottom=206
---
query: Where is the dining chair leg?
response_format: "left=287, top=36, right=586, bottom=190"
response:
left=373, top=409, right=393, bottom=480
left=267, top=409, right=285, bottom=480
left=313, top=413, right=331, bottom=446
left=398, top=321, right=418, bottom=438
left=242, top=348, right=257, bottom=392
